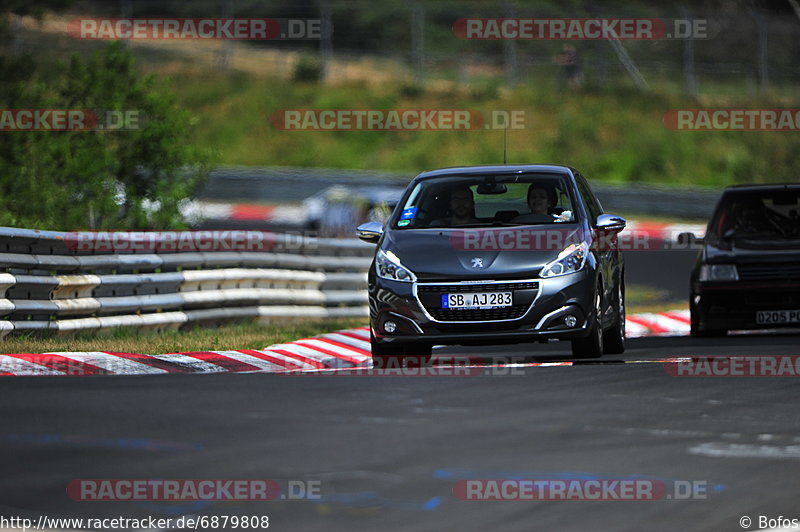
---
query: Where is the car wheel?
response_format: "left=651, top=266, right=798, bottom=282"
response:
left=689, top=299, right=727, bottom=338
left=603, top=279, right=626, bottom=355
left=370, top=331, right=432, bottom=368
left=571, top=287, right=604, bottom=358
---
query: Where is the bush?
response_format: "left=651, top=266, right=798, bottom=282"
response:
left=293, top=54, right=322, bottom=83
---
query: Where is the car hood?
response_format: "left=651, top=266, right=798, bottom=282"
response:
left=382, top=226, right=587, bottom=280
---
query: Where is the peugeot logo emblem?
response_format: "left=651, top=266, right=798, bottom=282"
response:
left=471, top=257, right=484, bottom=268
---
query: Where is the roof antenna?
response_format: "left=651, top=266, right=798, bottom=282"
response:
left=503, top=126, right=508, bottom=164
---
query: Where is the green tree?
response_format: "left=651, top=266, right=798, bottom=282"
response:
left=0, top=42, right=213, bottom=230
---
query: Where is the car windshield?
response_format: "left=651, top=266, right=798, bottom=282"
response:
left=709, top=190, right=800, bottom=241
left=392, top=173, right=579, bottom=229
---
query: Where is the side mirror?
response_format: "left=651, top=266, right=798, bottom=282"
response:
left=596, top=214, right=626, bottom=233
left=356, top=221, right=384, bottom=244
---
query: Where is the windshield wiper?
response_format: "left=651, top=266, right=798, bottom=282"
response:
left=489, top=222, right=528, bottom=227
left=452, top=222, right=527, bottom=228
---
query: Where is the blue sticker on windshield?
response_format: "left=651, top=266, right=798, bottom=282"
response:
left=401, top=207, right=417, bottom=220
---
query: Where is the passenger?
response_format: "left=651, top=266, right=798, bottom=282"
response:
left=512, top=183, right=570, bottom=223
left=527, top=184, right=557, bottom=215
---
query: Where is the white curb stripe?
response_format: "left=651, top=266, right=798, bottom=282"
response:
left=292, top=338, right=370, bottom=360
left=342, top=328, right=371, bottom=340
left=637, top=313, right=691, bottom=334
left=321, top=333, right=371, bottom=350
left=624, top=320, right=650, bottom=337
left=149, top=353, right=229, bottom=373
left=0, top=355, right=64, bottom=376
left=212, top=350, right=288, bottom=372
left=266, top=343, right=353, bottom=368
left=259, top=349, right=321, bottom=369
left=50, top=352, right=168, bottom=375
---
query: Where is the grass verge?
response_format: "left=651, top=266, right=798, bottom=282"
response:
left=0, top=319, right=366, bottom=355
left=626, top=284, right=686, bottom=315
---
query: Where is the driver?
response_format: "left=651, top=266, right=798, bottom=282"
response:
left=431, top=186, right=480, bottom=226
left=730, top=198, right=769, bottom=234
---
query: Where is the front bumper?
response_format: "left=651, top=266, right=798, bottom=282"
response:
left=692, top=280, right=800, bottom=331
left=369, top=269, right=596, bottom=345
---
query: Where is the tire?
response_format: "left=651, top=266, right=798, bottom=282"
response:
left=689, top=300, right=727, bottom=338
left=571, top=287, right=604, bottom=358
left=370, top=331, right=432, bottom=368
left=603, top=279, right=626, bottom=355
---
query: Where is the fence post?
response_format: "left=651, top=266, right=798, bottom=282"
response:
left=319, top=0, right=333, bottom=82
left=588, top=4, right=606, bottom=88
left=218, top=0, right=234, bottom=71
left=11, top=14, right=23, bottom=57
left=503, top=1, right=518, bottom=86
left=754, top=10, right=769, bottom=91
left=411, top=0, right=425, bottom=85
left=681, top=7, right=697, bottom=98
left=594, top=39, right=607, bottom=89
left=119, top=0, right=132, bottom=49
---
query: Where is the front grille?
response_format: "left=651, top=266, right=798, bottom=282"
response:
left=436, top=321, right=523, bottom=332
left=417, top=282, right=538, bottom=293
left=738, top=263, right=800, bottom=281
left=416, top=281, right=538, bottom=322
left=426, top=305, right=531, bottom=321
left=744, top=294, right=800, bottom=306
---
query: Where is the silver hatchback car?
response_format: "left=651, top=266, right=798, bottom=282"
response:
left=357, top=164, right=627, bottom=365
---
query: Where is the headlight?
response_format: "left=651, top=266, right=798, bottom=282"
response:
left=699, top=264, right=738, bottom=281
left=540, top=242, right=589, bottom=278
left=375, top=249, right=416, bottom=282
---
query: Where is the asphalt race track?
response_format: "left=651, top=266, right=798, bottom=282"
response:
left=1, top=333, right=800, bottom=531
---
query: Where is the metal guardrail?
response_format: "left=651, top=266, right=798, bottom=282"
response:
left=201, top=166, right=722, bottom=220
left=0, top=227, right=373, bottom=338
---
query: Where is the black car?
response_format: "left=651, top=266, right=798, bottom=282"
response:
left=690, top=184, right=800, bottom=336
left=356, top=164, right=627, bottom=363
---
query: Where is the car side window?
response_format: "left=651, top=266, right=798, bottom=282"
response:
left=575, top=174, right=602, bottom=224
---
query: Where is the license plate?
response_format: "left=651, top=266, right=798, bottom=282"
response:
left=442, top=292, right=513, bottom=309
left=756, top=310, right=800, bottom=325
